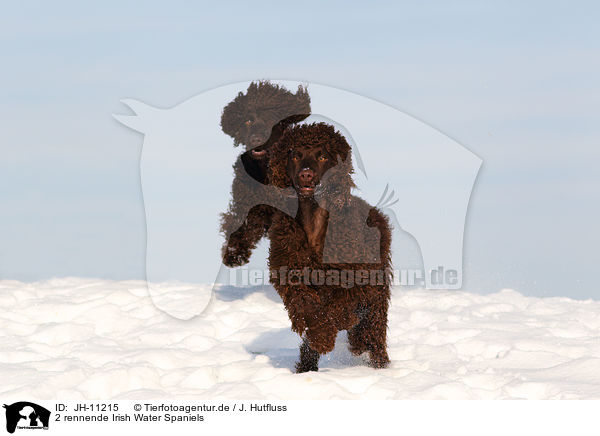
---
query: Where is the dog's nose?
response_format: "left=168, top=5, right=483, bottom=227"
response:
left=299, top=168, right=315, bottom=184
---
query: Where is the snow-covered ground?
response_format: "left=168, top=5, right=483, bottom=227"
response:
left=1, top=278, right=600, bottom=400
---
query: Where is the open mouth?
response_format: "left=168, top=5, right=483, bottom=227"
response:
left=250, top=149, right=267, bottom=158
left=298, top=186, right=315, bottom=196
left=297, top=181, right=322, bottom=197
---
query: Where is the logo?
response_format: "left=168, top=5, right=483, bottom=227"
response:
left=3, top=402, right=50, bottom=434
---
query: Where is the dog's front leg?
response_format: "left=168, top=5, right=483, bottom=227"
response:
left=295, top=337, right=320, bottom=373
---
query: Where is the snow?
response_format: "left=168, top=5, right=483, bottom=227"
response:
left=1, top=278, right=600, bottom=400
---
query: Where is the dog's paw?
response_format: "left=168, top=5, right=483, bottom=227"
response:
left=295, top=360, right=319, bottom=373
left=368, top=351, right=390, bottom=369
left=347, top=343, right=368, bottom=356
left=222, top=244, right=251, bottom=267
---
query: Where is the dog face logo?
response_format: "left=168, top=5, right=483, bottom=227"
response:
left=3, top=402, right=50, bottom=434
left=114, top=80, right=482, bottom=319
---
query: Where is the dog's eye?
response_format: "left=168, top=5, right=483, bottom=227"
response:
left=245, top=120, right=252, bottom=126
left=318, top=155, right=328, bottom=162
left=291, top=155, right=300, bottom=161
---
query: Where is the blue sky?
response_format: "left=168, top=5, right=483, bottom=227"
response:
left=1, top=1, right=599, bottom=298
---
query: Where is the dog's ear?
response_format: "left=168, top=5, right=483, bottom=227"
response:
left=320, top=125, right=355, bottom=211
left=322, top=124, right=351, bottom=163
left=325, top=154, right=355, bottom=211
left=220, top=97, right=245, bottom=146
left=268, top=138, right=292, bottom=189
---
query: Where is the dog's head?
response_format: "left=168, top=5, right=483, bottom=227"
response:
left=220, top=81, right=311, bottom=159
left=270, top=122, right=354, bottom=210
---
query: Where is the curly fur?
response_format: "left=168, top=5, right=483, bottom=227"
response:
left=267, top=122, right=393, bottom=372
left=220, top=81, right=311, bottom=267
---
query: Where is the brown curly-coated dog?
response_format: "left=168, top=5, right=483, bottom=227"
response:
left=267, top=122, right=392, bottom=372
left=220, top=81, right=311, bottom=267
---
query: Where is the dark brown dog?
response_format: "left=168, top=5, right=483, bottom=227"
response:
left=220, top=81, right=311, bottom=267
left=267, top=122, right=392, bottom=372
